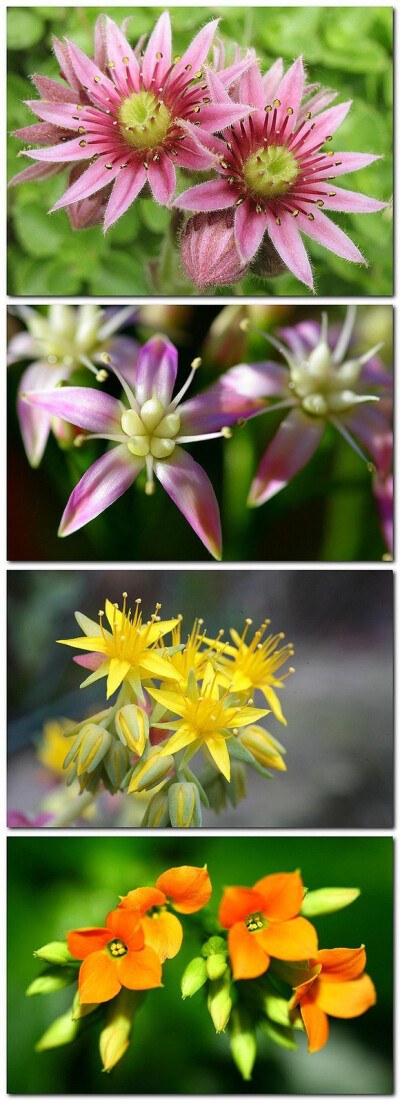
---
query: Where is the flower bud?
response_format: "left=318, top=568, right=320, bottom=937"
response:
left=301, top=887, right=360, bottom=917
left=181, top=212, right=248, bottom=289
left=77, top=724, right=113, bottom=776
left=181, top=956, right=208, bottom=999
left=238, top=726, right=286, bottom=771
left=72, top=991, right=99, bottom=1020
left=202, top=936, right=228, bottom=959
left=103, top=739, right=130, bottom=790
left=207, top=971, right=232, bottom=1033
left=206, top=953, right=228, bottom=981
left=229, top=762, right=248, bottom=806
left=115, top=705, right=149, bottom=756
left=99, top=990, right=142, bottom=1072
left=168, top=781, right=202, bottom=828
left=34, top=941, right=74, bottom=966
left=229, top=1007, right=257, bottom=1081
left=127, top=748, right=174, bottom=793
left=26, top=966, right=77, bottom=996
left=35, top=1010, right=79, bottom=1051
left=141, top=788, right=171, bottom=827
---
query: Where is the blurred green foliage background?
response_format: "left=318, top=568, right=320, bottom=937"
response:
left=7, top=304, right=392, bottom=561
left=7, top=6, right=393, bottom=296
left=8, top=836, right=392, bottom=1093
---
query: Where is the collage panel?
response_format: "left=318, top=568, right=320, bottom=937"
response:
left=7, top=835, right=393, bottom=1094
left=7, top=303, right=393, bottom=562
left=7, top=568, right=393, bottom=830
left=6, top=6, right=392, bottom=297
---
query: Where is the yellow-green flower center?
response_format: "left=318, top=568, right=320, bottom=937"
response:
left=121, top=398, right=180, bottom=459
left=245, top=912, right=265, bottom=932
left=119, top=91, right=171, bottom=150
left=243, top=144, right=298, bottom=198
left=289, top=340, right=373, bottom=418
left=108, top=938, right=128, bottom=957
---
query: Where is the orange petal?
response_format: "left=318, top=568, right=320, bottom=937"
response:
left=300, top=994, right=329, bottom=1053
left=106, top=908, right=144, bottom=951
left=259, top=916, right=318, bottom=961
left=316, top=946, right=366, bottom=982
left=316, top=974, right=377, bottom=1019
left=117, top=945, right=162, bottom=990
left=155, top=865, right=212, bottom=914
left=79, top=950, right=121, bottom=1004
left=218, top=886, right=265, bottom=929
left=118, top=887, right=166, bottom=914
left=67, top=927, right=110, bottom=960
left=254, top=872, right=304, bottom=921
left=142, top=912, right=183, bottom=961
left=228, top=921, right=269, bottom=980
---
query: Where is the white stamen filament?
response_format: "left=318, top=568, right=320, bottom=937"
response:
left=332, top=305, right=357, bottom=365
left=100, top=353, right=138, bottom=409
left=98, top=306, right=136, bottom=341
left=329, top=415, right=376, bottom=469
left=168, top=359, right=201, bottom=410
left=177, top=428, right=232, bottom=443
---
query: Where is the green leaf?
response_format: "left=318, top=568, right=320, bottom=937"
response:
left=89, top=250, right=150, bottom=294
left=140, top=199, right=170, bottom=234
left=7, top=9, right=44, bottom=48
left=14, top=203, right=66, bottom=258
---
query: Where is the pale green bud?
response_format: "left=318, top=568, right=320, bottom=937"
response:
left=72, top=991, right=99, bottom=1020
left=228, top=761, right=248, bottom=806
left=229, top=1007, right=257, bottom=1081
left=168, top=781, right=202, bottom=828
left=34, top=941, right=74, bottom=966
left=141, top=788, right=171, bottom=828
left=301, top=887, right=360, bottom=917
left=26, top=966, right=77, bottom=996
left=115, top=704, right=149, bottom=756
left=36, top=1010, right=79, bottom=1051
left=206, top=954, right=228, bottom=981
left=77, top=723, right=112, bottom=776
left=103, top=739, right=130, bottom=790
left=202, top=937, right=228, bottom=959
left=181, top=956, right=208, bottom=999
left=260, top=1018, right=298, bottom=1050
left=127, top=749, right=174, bottom=793
left=99, top=990, right=142, bottom=1072
left=207, top=972, right=232, bottom=1033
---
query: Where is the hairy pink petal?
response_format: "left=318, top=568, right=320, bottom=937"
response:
left=217, top=53, right=257, bottom=90
left=191, top=101, right=251, bottom=130
left=274, top=55, right=305, bottom=131
left=262, top=58, right=284, bottom=101
left=293, top=100, right=352, bottom=157
left=135, top=336, right=178, bottom=407
left=170, top=20, right=219, bottom=90
left=154, top=446, right=222, bottom=559
left=312, top=187, right=387, bottom=214
left=51, top=159, right=121, bottom=210
left=180, top=211, right=247, bottom=288
left=103, top=164, right=146, bottom=231
left=148, top=153, right=176, bottom=205
left=316, top=152, right=381, bottom=178
left=300, top=208, right=366, bottom=265
left=104, top=17, right=140, bottom=96
left=31, top=74, right=77, bottom=103
left=235, top=199, right=267, bottom=262
left=53, top=36, right=82, bottom=91
left=249, top=408, right=325, bottom=505
left=238, top=61, right=266, bottom=109
left=17, top=361, right=67, bottom=467
left=25, top=137, right=105, bottom=164
left=142, top=11, right=172, bottom=86
left=176, top=179, right=237, bottom=211
left=65, top=39, right=120, bottom=109
left=22, top=386, right=124, bottom=434
left=59, top=445, right=143, bottom=536
left=13, top=120, right=65, bottom=144
left=9, top=161, right=64, bottom=186
left=94, top=13, right=107, bottom=70
left=266, top=211, right=314, bottom=289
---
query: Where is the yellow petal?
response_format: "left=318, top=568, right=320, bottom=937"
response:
left=260, top=686, right=287, bottom=726
left=148, top=686, right=186, bottom=715
left=226, top=706, right=270, bottom=729
left=147, top=618, right=180, bottom=642
left=140, top=653, right=181, bottom=681
left=57, top=635, right=110, bottom=652
left=203, top=734, right=231, bottom=781
left=159, top=727, right=199, bottom=757
left=106, top=659, right=131, bottom=698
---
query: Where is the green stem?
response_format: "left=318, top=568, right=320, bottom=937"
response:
left=51, top=790, right=96, bottom=827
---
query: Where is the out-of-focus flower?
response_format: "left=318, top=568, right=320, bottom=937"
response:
left=36, top=717, right=75, bottom=776
left=373, top=472, right=393, bottom=556
left=8, top=304, right=138, bottom=466
left=290, top=946, right=376, bottom=1052
left=219, top=872, right=318, bottom=979
left=58, top=592, right=180, bottom=699
left=175, top=59, right=387, bottom=290
left=180, top=211, right=248, bottom=288
left=22, top=334, right=261, bottom=556
left=209, top=617, right=294, bottom=724
left=7, top=811, right=53, bottom=826
left=12, top=14, right=253, bottom=229
left=67, top=908, right=162, bottom=1004
left=159, top=617, right=222, bottom=687
left=149, top=664, right=270, bottom=780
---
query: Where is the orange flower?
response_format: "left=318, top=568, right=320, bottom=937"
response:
left=119, top=865, right=212, bottom=962
left=290, top=946, right=376, bottom=1053
left=218, top=872, right=318, bottom=980
left=67, top=908, right=162, bottom=1004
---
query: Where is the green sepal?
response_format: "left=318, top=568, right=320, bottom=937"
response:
left=301, top=887, right=360, bottom=917
left=26, top=966, right=78, bottom=996
left=33, top=941, right=75, bottom=966
left=181, top=765, right=210, bottom=809
left=227, top=737, right=273, bottom=779
left=72, top=991, right=99, bottom=1020
left=202, top=936, right=228, bottom=958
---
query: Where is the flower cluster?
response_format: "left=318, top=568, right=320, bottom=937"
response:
left=10, top=13, right=388, bottom=292
left=28, top=864, right=375, bottom=1074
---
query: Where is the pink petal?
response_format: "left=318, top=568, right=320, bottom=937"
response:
left=105, top=16, right=140, bottom=96
left=360, top=358, right=392, bottom=390
left=26, top=137, right=99, bottom=164
left=179, top=379, right=267, bottom=434
left=373, top=473, right=393, bottom=555
left=298, top=89, right=337, bottom=120
left=7, top=331, right=36, bottom=365
left=74, top=653, right=103, bottom=671
left=65, top=39, right=120, bottom=110
left=175, top=179, right=237, bottom=212
left=274, top=56, right=305, bottom=130
left=262, top=58, right=284, bottom=102
left=50, top=159, right=121, bottom=210
left=53, top=36, right=82, bottom=91
left=292, top=100, right=352, bottom=157
left=142, top=11, right=172, bottom=86
left=235, top=199, right=267, bottom=263
left=175, top=132, right=217, bottom=171
left=237, top=62, right=266, bottom=109
left=17, top=361, right=66, bottom=467
left=154, top=446, right=222, bottom=559
left=94, top=13, right=107, bottom=70
left=341, top=406, right=393, bottom=478
left=9, top=161, right=63, bottom=186
left=135, top=336, right=178, bottom=407
left=266, top=211, right=314, bottom=289
left=320, top=152, right=381, bottom=177
left=105, top=335, right=140, bottom=384
left=148, top=153, right=176, bottom=205
left=248, top=407, right=325, bottom=506
left=313, top=186, right=387, bottom=214
left=13, top=121, right=64, bottom=144
left=59, top=445, right=143, bottom=536
left=300, top=208, right=366, bottom=265
left=217, top=53, right=256, bottom=90
left=188, top=101, right=251, bottom=130
left=22, top=386, right=124, bottom=434
left=209, top=362, right=289, bottom=401
left=170, top=20, right=219, bottom=90
left=24, top=99, right=88, bottom=130
left=103, top=163, right=147, bottom=231
left=31, top=74, right=77, bottom=103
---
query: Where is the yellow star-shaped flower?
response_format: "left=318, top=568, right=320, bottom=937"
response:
left=207, top=619, right=295, bottom=725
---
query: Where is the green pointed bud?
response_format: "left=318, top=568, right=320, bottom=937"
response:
left=301, top=887, right=360, bottom=917
left=207, top=972, right=232, bottom=1033
left=202, top=936, right=229, bottom=959
left=100, top=990, right=142, bottom=1072
left=36, top=1010, right=79, bottom=1051
left=127, top=748, right=174, bottom=793
left=181, top=956, right=208, bottom=999
left=230, top=1007, right=257, bottom=1081
left=103, top=739, right=130, bottom=790
left=228, top=762, right=247, bottom=806
left=72, top=991, right=99, bottom=1020
left=206, top=953, right=228, bottom=981
left=26, top=966, right=78, bottom=996
left=168, top=781, right=202, bottom=828
left=141, top=788, right=171, bottom=828
left=256, top=980, right=293, bottom=1028
left=115, top=704, right=149, bottom=756
left=260, top=1018, right=298, bottom=1050
left=77, top=723, right=112, bottom=776
left=34, top=941, right=74, bottom=966
left=186, top=668, right=199, bottom=702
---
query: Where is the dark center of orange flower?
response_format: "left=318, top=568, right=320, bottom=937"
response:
left=108, top=937, right=128, bottom=957
left=245, top=912, right=265, bottom=933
